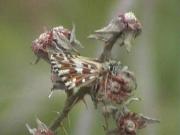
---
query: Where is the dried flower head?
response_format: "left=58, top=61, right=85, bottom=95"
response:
left=26, top=118, right=54, bottom=135
left=89, top=12, right=142, bottom=52
left=97, top=63, right=137, bottom=104
left=32, top=25, right=82, bottom=64
left=116, top=111, right=159, bottom=135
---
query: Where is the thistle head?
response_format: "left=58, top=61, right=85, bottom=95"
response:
left=98, top=62, right=136, bottom=104
left=119, top=12, right=142, bottom=36
left=31, top=25, right=81, bottom=63
left=116, top=111, right=159, bottom=135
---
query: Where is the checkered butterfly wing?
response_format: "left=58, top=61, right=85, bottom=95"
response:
left=50, top=53, right=103, bottom=90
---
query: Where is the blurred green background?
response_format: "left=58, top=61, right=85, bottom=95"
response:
left=0, top=0, right=180, bottom=135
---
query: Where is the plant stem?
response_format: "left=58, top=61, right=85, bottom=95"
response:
left=99, top=32, right=122, bottom=62
left=49, top=87, right=91, bottom=131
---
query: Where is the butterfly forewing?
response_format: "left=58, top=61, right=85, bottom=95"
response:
left=50, top=53, right=103, bottom=90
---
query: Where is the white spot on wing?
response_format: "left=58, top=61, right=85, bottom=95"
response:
left=72, top=59, right=83, bottom=68
left=53, top=65, right=58, bottom=68
left=57, top=64, right=61, bottom=68
left=75, top=68, right=83, bottom=73
left=72, top=78, right=76, bottom=82
left=51, top=61, right=57, bottom=65
left=65, top=81, right=72, bottom=86
left=88, top=64, right=91, bottom=69
left=89, top=76, right=95, bottom=80
left=58, top=69, right=70, bottom=76
left=50, top=55, right=55, bottom=60
left=90, top=70, right=96, bottom=73
left=54, top=69, right=59, bottom=72
left=68, top=83, right=76, bottom=90
left=61, top=76, right=68, bottom=81
left=82, top=79, right=85, bottom=83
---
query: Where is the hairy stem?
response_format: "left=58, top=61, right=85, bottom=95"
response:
left=49, top=87, right=91, bottom=131
left=99, top=32, right=122, bottom=62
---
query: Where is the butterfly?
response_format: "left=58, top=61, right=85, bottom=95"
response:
left=50, top=53, right=103, bottom=90
left=49, top=52, right=137, bottom=103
